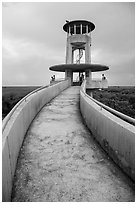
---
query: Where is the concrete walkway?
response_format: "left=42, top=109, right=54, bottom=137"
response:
left=12, top=86, right=134, bottom=202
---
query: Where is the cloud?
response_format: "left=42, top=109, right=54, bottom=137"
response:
left=2, top=2, right=135, bottom=86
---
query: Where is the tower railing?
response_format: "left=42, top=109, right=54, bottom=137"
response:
left=76, top=49, right=83, bottom=64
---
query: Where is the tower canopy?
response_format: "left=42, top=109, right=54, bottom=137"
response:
left=49, top=64, right=109, bottom=72
left=63, top=20, right=95, bottom=34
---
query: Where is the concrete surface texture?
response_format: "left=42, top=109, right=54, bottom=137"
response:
left=80, top=82, right=135, bottom=180
left=86, top=79, right=108, bottom=89
left=12, top=87, right=134, bottom=202
left=2, top=80, right=71, bottom=201
left=66, top=34, right=91, bottom=64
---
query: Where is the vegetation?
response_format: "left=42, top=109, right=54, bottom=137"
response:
left=2, top=86, right=135, bottom=120
left=2, top=86, right=40, bottom=119
left=92, top=86, right=135, bottom=119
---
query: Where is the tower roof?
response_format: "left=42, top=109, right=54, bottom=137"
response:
left=63, top=20, right=95, bottom=33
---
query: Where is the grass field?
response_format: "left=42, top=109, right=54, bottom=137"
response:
left=2, top=86, right=40, bottom=119
left=92, top=86, right=135, bottom=119
left=2, top=86, right=135, bottom=120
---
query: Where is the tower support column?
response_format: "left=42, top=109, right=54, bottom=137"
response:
left=66, top=38, right=73, bottom=64
left=85, top=69, right=92, bottom=83
left=85, top=37, right=91, bottom=63
left=65, top=69, right=73, bottom=85
left=80, top=24, right=82, bottom=34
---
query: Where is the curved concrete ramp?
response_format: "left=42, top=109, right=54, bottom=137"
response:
left=12, top=87, right=134, bottom=202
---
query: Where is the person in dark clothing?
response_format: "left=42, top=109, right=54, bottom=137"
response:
left=102, top=74, right=106, bottom=80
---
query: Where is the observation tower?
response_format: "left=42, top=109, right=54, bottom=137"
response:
left=49, top=20, right=109, bottom=88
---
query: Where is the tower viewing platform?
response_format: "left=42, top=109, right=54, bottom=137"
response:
left=2, top=20, right=135, bottom=202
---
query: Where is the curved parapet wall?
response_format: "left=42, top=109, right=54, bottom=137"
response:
left=86, top=79, right=108, bottom=89
left=80, top=80, right=135, bottom=181
left=2, top=79, right=71, bottom=202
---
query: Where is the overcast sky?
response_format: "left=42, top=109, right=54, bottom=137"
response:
left=2, top=2, right=135, bottom=86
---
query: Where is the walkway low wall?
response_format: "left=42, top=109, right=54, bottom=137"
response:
left=86, top=79, right=108, bottom=89
left=2, top=80, right=71, bottom=202
left=80, top=81, right=135, bottom=181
